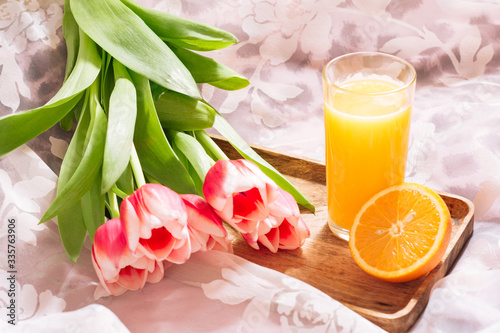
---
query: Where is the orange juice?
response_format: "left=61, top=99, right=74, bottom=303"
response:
left=324, top=77, right=412, bottom=233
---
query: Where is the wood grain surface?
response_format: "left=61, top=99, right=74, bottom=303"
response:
left=212, top=135, right=475, bottom=333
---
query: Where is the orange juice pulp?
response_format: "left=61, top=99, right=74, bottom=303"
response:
left=324, top=77, right=412, bottom=231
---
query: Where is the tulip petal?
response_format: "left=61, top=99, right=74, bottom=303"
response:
left=203, top=159, right=278, bottom=224
left=92, top=219, right=131, bottom=281
left=210, top=235, right=234, bottom=253
left=232, top=187, right=269, bottom=221
left=102, top=282, right=128, bottom=297
left=229, top=218, right=259, bottom=234
left=188, top=226, right=233, bottom=253
left=202, top=160, right=234, bottom=212
left=138, top=226, right=176, bottom=260
left=268, top=188, right=299, bottom=219
left=181, top=194, right=226, bottom=237
left=257, top=216, right=280, bottom=236
left=278, top=217, right=310, bottom=250
left=131, top=255, right=156, bottom=271
left=116, top=265, right=148, bottom=291
left=146, top=261, right=165, bottom=284
left=92, top=236, right=146, bottom=296
left=120, top=198, right=143, bottom=252
left=140, top=184, right=188, bottom=238
left=242, top=232, right=260, bottom=250
left=258, top=227, right=280, bottom=253
left=276, top=219, right=297, bottom=249
left=165, top=238, right=192, bottom=264
left=92, top=191, right=187, bottom=296
left=91, top=247, right=114, bottom=296
left=93, top=219, right=128, bottom=266
left=188, top=226, right=210, bottom=252
left=181, top=194, right=233, bottom=253
left=121, top=184, right=190, bottom=261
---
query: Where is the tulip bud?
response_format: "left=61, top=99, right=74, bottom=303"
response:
left=91, top=218, right=164, bottom=296
left=120, top=184, right=191, bottom=264
left=181, top=194, right=233, bottom=253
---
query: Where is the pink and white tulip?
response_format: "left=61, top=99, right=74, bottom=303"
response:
left=203, top=159, right=280, bottom=234
left=120, top=184, right=191, bottom=264
left=92, top=158, right=310, bottom=296
left=181, top=194, right=233, bottom=253
left=203, top=159, right=310, bottom=252
left=91, top=218, right=164, bottom=297
left=243, top=188, right=310, bottom=252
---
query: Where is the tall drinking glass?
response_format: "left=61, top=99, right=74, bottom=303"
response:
left=322, top=52, right=416, bottom=241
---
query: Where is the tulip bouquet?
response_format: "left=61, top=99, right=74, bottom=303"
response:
left=0, top=0, right=314, bottom=295
left=93, top=159, right=310, bottom=296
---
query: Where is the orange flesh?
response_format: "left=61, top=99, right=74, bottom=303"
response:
left=349, top=184, right=452, bottom=283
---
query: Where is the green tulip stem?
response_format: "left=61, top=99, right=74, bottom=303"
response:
left=130, top=144, right=146, bottom=188
left=110, top=185, right=128, bottom=199
left=195, top=130, right=228, bottom=162
left=107, top=191, right=120, bottom=219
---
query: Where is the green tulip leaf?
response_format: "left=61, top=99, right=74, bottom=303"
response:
left=57, top=93, right=90, bottom=190
left=167, top=130, right=214, bottom=185
left=131, top=72, right=196, bottom=194
left=41, top=81, right=107, bottom=222
left=82, top=171, right=105, bottom=241
left=0, top=29, right=100, bottom=157
left=155, top=90, right=216, bottom=131
left=120, top=0, right=238, bottom=51
left=62, top=0, right=79, bottom=80
left=170, top=44, right=249, bottom=91
left=71, top=0, right=200, bottom=99
left=115, top=163, right=136, bottom=196
left=57, top=201, right=87, bottom=263
left=101, top=59, right=137, bottom=193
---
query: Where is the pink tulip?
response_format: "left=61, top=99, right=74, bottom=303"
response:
left=242, top=189, right=310, bottom=253
left=203, top=159, right=310, bottom=252
left=180, top=194, right=233, bottom=253
left=120, top=184, right=191, bottom=264
left=203, top=159, right=280, bottom=234
left=91, top=218, right=164, bottom=296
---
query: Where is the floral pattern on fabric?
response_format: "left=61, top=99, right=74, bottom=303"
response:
left=1, top=0, right=500, bottom=332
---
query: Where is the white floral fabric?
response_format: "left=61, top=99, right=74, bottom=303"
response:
left=1, top=0, right=500, bottom=332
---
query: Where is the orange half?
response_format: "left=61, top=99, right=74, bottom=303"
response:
left=349, top=183, right=452, bottom=283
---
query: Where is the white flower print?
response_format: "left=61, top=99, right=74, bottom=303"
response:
left=0, top=0, right=63, bottom=112
left=200, top=254, right=381, bottom=332
left=1, top=206, right=45, bottom=246
left=239, top=0, right=340, bottom=65
left=0, top=146, right=57, bottom=245
left=0, top=271, right=66, bottom=321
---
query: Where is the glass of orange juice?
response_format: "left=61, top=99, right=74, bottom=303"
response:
left=322, top=52, right=416, bottom=241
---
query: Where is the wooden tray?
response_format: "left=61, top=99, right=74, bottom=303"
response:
left=212, top=136, right=475, bottom=333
